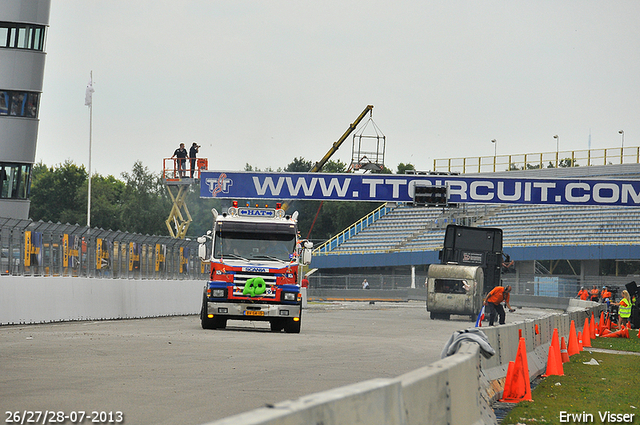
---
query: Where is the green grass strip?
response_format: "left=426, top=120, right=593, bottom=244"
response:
left=501, top=335, right=640, bottom=425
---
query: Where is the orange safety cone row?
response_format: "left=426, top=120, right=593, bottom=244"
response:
left=560, top=337, right=570, bottom=363
left=582, top=317, right=592, bottom=348
left=567, top=320, right=580, bottom=356
left=542, top=345, right=564, bottom=376
left=500, top=337, right=532, bottom=403
left=590, top=312, right=596, bottom=338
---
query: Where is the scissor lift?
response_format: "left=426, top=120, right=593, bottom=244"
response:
left=162, top=157, right=208, bottom=239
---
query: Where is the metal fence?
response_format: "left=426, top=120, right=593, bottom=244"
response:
left=308, top=273, right=428, bottom=290
left=0, top=217, right=208, bottom=280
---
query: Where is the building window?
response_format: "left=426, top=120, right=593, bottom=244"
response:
left=0, top=22, right=46, bottom=51
left=0, top=90, right=39, bottom=118
left=0, top=163, right=31, bottom=200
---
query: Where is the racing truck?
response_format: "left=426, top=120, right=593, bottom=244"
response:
left=426, top=224, right=505, bottom=320
left=197, top=201, right=313, bottom=333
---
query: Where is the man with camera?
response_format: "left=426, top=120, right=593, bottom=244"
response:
left=189, top=142, right=201, bottom=178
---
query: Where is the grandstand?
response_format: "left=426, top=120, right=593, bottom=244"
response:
left=309, top=163, right=640, bottom=294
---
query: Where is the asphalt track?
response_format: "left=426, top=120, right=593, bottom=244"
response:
left=1, top=301, right=553, bottom=425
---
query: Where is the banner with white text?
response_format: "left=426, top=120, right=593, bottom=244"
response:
left=199, top=171, right=640, bottom=206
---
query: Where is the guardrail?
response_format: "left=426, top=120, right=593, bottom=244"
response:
left=433, top=146, right=640, bottom=174
left=313, top=202, right=394, bottom=255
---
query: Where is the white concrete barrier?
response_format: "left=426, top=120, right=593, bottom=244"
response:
left=0, top=276, right=203, bottom=325
left=208, top=378, right=404, bottom=425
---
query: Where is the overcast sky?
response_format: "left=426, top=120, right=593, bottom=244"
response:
left=36, top=0, right=640, bottom=178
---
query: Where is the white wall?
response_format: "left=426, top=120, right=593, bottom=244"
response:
left=0, top=276, right=203, bottom=325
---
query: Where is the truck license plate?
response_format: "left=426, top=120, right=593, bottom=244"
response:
left=244, top=310, right=264, bottom=316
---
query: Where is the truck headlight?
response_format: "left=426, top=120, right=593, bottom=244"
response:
left=212, top=289, right=225, bottom=298
left=283, top=292, right=296, bottom=301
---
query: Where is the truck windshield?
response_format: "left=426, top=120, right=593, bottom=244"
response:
left=213, top=230, right=296, bottom=262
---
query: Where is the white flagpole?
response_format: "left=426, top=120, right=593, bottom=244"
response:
left=85, top=71, right=94, bottom=228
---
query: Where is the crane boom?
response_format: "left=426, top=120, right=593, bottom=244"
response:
left=310, top=105, right=373, bottom=173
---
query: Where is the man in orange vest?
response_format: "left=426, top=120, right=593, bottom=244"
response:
left=589, top=285, right=600, bottom=302
left=483, top=285, right=515, bottom=326
left=600, top=286, right=612, bottom=302
left=577, top=287, right=589, bottom=301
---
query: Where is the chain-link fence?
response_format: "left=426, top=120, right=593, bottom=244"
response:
left=307, top=273, right=429, bottom=290
left=0, top=217, right=208, bottom=280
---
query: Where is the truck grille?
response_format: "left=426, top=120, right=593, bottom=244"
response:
left=232, top=271, right=277, bottom=298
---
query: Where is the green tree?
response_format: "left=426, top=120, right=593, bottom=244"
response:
left=396, top=163, right=415, bottom=174
left=29, top=160, right=88, bottom=225
left=322, top=159, right=347, bottom=173
left=76, top=174, right=126, bottom=231
left=285, top=157, right=313, bottom=172
left=120, top=161, right=171, bottom=235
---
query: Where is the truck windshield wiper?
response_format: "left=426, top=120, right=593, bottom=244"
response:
left=252, top=254, right=289, bottom=263
left=223, top=253, right=249, bottom=261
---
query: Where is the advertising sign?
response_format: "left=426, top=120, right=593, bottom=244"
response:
left=200, top=171, right=640, bottom=207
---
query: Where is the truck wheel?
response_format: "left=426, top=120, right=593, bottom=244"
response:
left=201, top=297, right=215, bottom=329
left=212, top=316, right=227, bottom=329
left=270, top=320, right=285, bottom=332
left=284, top=319, right=301, bottom=334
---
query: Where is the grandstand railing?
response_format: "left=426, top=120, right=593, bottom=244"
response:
left=313, top=202, right=395, bottom=255
left=0, top=217, right=208, bottom=279
left=433, top=146, right=640, bottom=174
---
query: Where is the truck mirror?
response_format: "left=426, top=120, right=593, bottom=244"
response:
left=198, top=244, right=208, bottom=261
left=301, top=248, right=312, bottom=265
left=304, top=241, right=313, bottom=249
left=197, top=236, right=207, bottom=244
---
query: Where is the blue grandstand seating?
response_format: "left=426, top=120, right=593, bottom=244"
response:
left=318, top=203, right=640, bottom=254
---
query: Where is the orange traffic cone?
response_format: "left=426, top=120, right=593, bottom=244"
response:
left=542, top=345, right=564, bottom=376
left=578, top=331, right=583, bottom=350
left=550, top=328, right=563, bottom=371
left=637, top=329, right=640, bottom=339
left=500, top=337, right=532, bottom=403
left=567, top=320, right=580, bottom=356
left=601, top=327, right=629, bottom=338
left=601, top=328, right=611, bottom=336
left=560, top=337, right=570, bottom=363
left=590, top=312, right=596, bottom=338
left=582, top=317, right=591, bottom=348
left=598, top=311, right=605, bottom=335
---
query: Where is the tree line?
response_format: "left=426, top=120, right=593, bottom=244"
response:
left=28, top=159, right=417, bottom=244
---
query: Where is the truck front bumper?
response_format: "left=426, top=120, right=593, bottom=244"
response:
left=206, top=301, right=301, bottom=320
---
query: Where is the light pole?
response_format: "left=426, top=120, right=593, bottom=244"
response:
left=619, top=130, right=624, bottom=163
left=553, top=135, right=559, bottom=167
left=491, top=139, right=497, bottom=172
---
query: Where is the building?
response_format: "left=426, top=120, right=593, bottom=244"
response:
left=0, top=0, right=51, bottom=219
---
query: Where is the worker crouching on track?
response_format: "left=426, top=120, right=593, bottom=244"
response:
left=483, top=285, right=515, bottom=326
